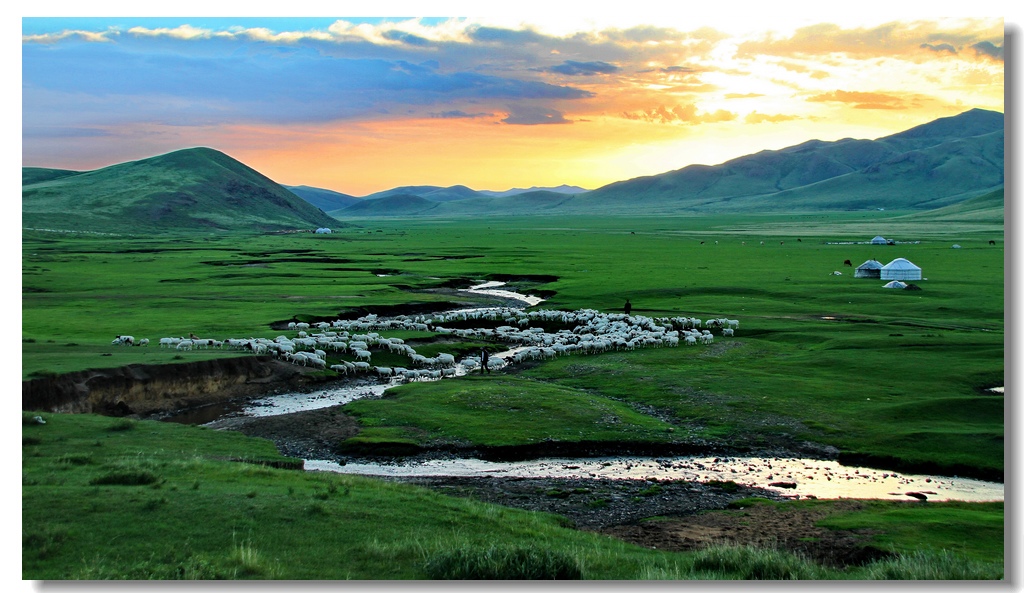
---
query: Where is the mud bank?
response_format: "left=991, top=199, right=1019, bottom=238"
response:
left=21, top=356, right=322, bottom=416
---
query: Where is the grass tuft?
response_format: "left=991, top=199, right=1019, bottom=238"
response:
left=858, top=549, right=1003, bottom=580
left=90, top=470, right=159, bottom=486
left=107, top=419, right=137, bottom=432
left=424, top=543, right=584, bottom=580
left=691, top=544, right=823, bottom=580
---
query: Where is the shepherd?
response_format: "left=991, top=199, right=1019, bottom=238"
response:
left=481, top=348, right=490, bottom=374
left=624, top=299, right=632, bottom=316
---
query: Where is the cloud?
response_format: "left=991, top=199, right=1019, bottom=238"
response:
left=23, top=30, right=117, bottom=43
left=382, top=30, right=432, bottom=47
left=921, top=42, right=957, bottom=54
left=621, top=103, right=737, bottom=125
left=547, top=60, right=620, bottom=76
left=662, top=65, right=698, bottom=73
left=745, top=112, right=801, bottom=124
left=972, top=41, right=1004, bottom=61
left=725, top=92, right=765, bottom=99
left=430, top=110, right=494, bottom=119
left=807, top=90, right=909, bottom=110
left=735, top=19, right=1003, bottom=62
left=501, top=105, right=571, bottom=125
left=467, top=25, right=548, bottom=45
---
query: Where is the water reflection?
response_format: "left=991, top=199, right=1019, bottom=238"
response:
left=305, top=455, right=1003, bottom=503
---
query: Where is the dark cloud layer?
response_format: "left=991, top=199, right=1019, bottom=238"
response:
left=22, top=40, right=593, bottom=126
left=972, top=41, right=1004, bottom=61
left=501, top=105, right=571, bottom=125
left=548, top=60, right=620, bottom=76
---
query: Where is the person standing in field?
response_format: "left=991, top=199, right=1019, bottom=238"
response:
left=624, top=299, right=632, bottom=316
left=481, top=348, right=490, bottom=374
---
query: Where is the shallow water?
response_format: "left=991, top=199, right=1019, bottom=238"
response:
left=459, top=281, right=545, bottom=307
left=305, top=455, right=1003, bottom=503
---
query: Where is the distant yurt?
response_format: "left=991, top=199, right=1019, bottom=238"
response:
left=951, top=244, right=961, bottom=249
left=855, top=259, right=884, bottom=279
left=881, top=258, right=922, bottom=281
left=870, top=235, right=888, bottom=245
left=883, top=280, right=908, bottom=289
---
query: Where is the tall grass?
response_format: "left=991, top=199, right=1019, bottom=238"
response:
left=857, top=550, right=1003, bottom=580
left=423, top=543, right=584, bottom=580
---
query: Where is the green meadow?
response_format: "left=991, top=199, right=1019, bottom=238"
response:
left=21, top=411, right=1003, bottom=579
left=22, top=212, right=1005, bottom=578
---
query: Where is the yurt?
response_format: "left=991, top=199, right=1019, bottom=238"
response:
left=883, top=280, right=908, bottom=289
left=870, top=235, right=888, bottom=245
left=855, top=259, right=884, bottom=279
left=881, top=258, right=922, bottom=281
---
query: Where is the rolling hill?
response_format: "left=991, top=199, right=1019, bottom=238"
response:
left=23, top=147, right=341, bottom=233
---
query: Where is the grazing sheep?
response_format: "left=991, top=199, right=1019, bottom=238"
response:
left=111, top=335, right=134, bottom=346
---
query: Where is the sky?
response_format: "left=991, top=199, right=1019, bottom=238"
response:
left=20, top=2, right=1009, bottom=196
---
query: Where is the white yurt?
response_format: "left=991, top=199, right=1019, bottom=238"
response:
left=855, top=259, right=884, bottom=279
left=951, top=244, right=961, bottom=249
left=883, top=280, right=908, bottom=289
left=870, top=235, right=888, bottom=245
left=881, top=258, right=922, bottom=281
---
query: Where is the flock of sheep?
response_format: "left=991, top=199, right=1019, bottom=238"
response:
left=112, top=306, right=738, bottom=383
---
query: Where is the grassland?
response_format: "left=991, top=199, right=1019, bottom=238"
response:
left=21, top=411, right=1003, bottom=580
left=22, top=212, right=1005, bottom=578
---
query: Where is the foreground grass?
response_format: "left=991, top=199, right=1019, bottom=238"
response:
left=22, top=413, right=1003, bottom=580
left=341, top=375, right=678, bottom=450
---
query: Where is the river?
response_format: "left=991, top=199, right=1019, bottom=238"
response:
left=183, top=283, right=1003, bottom=504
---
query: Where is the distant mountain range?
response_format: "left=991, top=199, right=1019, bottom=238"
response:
left=323, top=108, right=1002, bottom=217
left=23, top=148, right=340, bottom=233
left=284, top=185, right=360, bottom=212
left=22, top=108, right=1003, bottom=232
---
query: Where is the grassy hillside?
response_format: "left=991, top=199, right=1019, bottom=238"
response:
left=23, top=147, right=340, bottom=233
left=892, top=188, right=1004, bottom=225
left=22, top=167, right=80, bottom=185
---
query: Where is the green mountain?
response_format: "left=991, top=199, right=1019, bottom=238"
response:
left=361, top=184, right=487, bottom=202
left=572, top=108, right=1003, bottom=214
left=285, top=185, right=361, bottom=211
left=23, top=167, right=80, bottom=185
left=23, top=147, right=340, bottom=233
left=331, top=193, right=440, bottom=217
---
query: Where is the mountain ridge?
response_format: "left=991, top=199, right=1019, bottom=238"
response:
left=23, top=147, right=341, bottom=233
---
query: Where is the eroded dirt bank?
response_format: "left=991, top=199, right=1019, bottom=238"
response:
left=21, top=356, right=322, bottom=416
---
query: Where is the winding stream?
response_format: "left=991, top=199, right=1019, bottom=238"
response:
left=180, top=284, right=1003, bottom=504
left=304, top=456, right=1002, bottom=503
left=460, top=281, right=546, bottom=306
